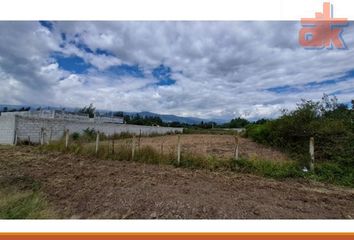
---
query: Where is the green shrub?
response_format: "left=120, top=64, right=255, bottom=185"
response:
left=245, top=124, right=271, bottom=144
left=82, top=128, right=97, bottom=141
left=230, top=158, right=303, bottom=179
left=110, top=132, right=134, bottom=140
left=70, top=132, right=80, bottom=141
left=246, top=95, right=354, bottom=166
left=136, top=146, right=165, bottom=165
left=310, top=163, right=354, bottom=187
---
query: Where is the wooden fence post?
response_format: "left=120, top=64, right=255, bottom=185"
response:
left=138, top=129, right=142, bottom=151
left=112, top=138, right=115, bottom=155
left=160, top=141, right=164, bottom=155
left=309, top=137, right=315, bottom=171
left=95, top=131, right=100, bottom=154
left=177, top=135, right=181, bottom=165
left=49, top=127, right=53, bottom=144
left=234, top=136, right=239, bottom=160
left=40, top=128, right=44, bottom=145
left=131, top=134, right=136, bottom=160
left=14, top=129, right=18, bottom=146
left=65, top=129, right=69, bottom=149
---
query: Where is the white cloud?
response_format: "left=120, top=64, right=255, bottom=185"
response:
left=0, top=21, right=353, bottom=120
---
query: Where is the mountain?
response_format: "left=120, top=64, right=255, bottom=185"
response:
left=102, top=111, right=227, bottom=124
left=0, top=104, right=228, bottom=125
left=131, top=111, right=224, bottom=124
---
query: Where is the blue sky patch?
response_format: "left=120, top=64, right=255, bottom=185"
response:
left=267, top=69, right=354, bottom=94
left=75, top=42, right=94, bottom=54
left=53, top=53, right=91, bottom=74
left=266, top=85, right=301, bottom=94
left=107, top=64, right=144, bottom=78
left=71, top=39, right=115, bottom=56
left=95, top=48, right=115, bottom=56
left=152, top=64, right=176, bottom=86
left=39, top=21, right=53, bottom=31
left=61, top=33, right=66, bottom=41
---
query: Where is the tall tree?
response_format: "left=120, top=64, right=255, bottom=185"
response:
left=79, top=103, right=96, bottom=118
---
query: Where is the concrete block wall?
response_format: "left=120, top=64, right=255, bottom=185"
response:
left=54, top=112, right=90, bottom=121
left=15, top=116, right=66, bottom=143
left=94, top=116, right=124, bottom=124
left=9, top=115, right=182, bottom=144
left=64, top=120, right=182, bottom=137
left=0, top=115, right=16, bottom=144
left=1, top=111, right=54, bottom=119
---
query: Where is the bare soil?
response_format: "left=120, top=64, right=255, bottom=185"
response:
left=0, top=144, right=353, bottom=219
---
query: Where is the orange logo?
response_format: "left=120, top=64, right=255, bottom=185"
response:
left=299, top=2, right=348, bottom=49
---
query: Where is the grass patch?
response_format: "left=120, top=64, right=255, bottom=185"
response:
left=183, top=128, right=239, bottom=135
left=230, top=158, right=354, bottom=187
left=0, top=176, right=55, bottom=219
left=177, top=153, right=229, bottom=170
left=309, top=162, right=354, bottom=187
left=230, top=158, right=304, bottom=179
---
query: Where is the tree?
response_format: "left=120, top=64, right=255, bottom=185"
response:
left=113, top=111, right=124, bottom=117
left=320, top=94, right=339, bottom=113
left=123, top=115, right=131, bottom=123
left=79, top=103, right=96, bottom=118
left=229, top=117, right=249, bottom=128
left=255, top=118, right=268, bottom=124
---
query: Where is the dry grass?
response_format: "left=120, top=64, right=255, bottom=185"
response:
left=102, top=134, right=290, bottom=162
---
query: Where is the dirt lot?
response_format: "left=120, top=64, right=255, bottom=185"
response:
left=0, top=144, right=353, bottom=219
left=114, top=134, right=289, bottom=162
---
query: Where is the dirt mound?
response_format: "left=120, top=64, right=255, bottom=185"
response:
left=0, top=146, right=353, bottom=219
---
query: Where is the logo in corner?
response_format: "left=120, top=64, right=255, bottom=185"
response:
left=299, top=2, right=348, bottom=49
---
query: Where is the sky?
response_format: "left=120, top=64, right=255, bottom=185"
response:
left=0, top=21, right=353, bottom=120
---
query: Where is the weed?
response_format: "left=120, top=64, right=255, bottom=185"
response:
left=0, top=177, right=55, bottom=219
left=231, top=158, right=304, bottom=179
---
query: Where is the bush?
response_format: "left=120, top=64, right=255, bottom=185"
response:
left=246, top=95, right=354, bottom=166
left=71, top=132, right=80, bottom=141
left=230, top=158, right=303, bottom=179
left=245, top=124, right=272, bottom=144
left=310, top=163, right=354, bottom=187
left=136, top=146, right=165, bottom=165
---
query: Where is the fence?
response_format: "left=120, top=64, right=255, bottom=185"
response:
left=33, top=130, right=318, bottom=171
left=39, top=130, right=301, bottom=166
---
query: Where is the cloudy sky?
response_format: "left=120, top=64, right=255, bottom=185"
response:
left=0, top=21, right=353, bottom=120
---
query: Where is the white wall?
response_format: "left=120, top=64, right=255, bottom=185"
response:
left=15, top=116, right=66, bottom=143
left=8, top=115, right=182, bottom=144
left=0, top=115, right=15, bottom=144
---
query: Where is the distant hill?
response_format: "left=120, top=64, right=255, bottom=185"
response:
left=124, top=111, right=226, bottom=124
